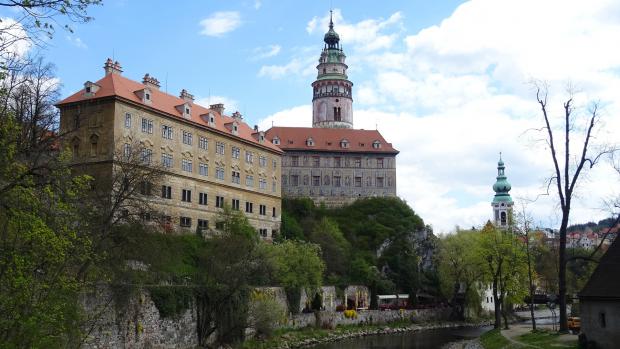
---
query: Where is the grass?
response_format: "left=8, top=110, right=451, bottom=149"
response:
left=516, top=329, right=578, bottom=349
left=480, top=329, right=519, bottom=349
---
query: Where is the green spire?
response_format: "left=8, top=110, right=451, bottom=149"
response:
left=324, top=10, right=340, bottom=49
left=492, top=152, right=513, bottom=204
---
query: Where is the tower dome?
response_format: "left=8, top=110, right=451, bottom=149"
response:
left=312, top=10, right=354, bottom=129
left=491, top=153, right=514, bottom=228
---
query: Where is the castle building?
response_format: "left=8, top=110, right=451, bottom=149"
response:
left=491, top=154, right=513, bottom=228
left=57, top=59, right=282, bottom=239
left=266, top=13, right=398, bottom=207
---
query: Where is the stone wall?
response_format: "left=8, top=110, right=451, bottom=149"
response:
left=81, top=288, right=198, bottom=349
left=287, top=308, right=452, bottom=329
left=580, top=300, right=620, bottom=349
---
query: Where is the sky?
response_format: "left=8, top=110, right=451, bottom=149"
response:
left=3, top=0, right=619, bottom=233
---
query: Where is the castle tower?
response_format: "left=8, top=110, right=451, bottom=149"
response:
left=312, top=11, right=353, bottom=129
left=492, top=153, right=514, bottom=228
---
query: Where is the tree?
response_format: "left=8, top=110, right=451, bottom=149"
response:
left=262, top=240, right=325, bottom=313
left=308, top=217, right=350, bottom=283
left=535, top=86, right=615, bottom=331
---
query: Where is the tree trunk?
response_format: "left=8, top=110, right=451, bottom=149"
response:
left=492, top=279, right=501, bottom=329
left=558, top=210, right=569, bottom=332
left=526, top=231, right=537, bottom=331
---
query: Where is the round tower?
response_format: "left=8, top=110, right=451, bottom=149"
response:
left=492, top=153, right=514, bottom=228
left=312, top=11, right=353, bottom=129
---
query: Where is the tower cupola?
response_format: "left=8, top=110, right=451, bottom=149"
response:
left=491, top=153, right=514, bottom=228
left=312, top=10, right=354, bottom=129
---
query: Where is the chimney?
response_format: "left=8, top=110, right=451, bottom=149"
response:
left=210, top=103, right=225, bottom=115
left=232, top=111, right=243, bottom=121
left=253, top=125, right=259, bottom=132
left=180, top=89, right=194, bottom=102
left=104, top=58, right=123, bottom=76
left=142, top=73, right=161, bottom=90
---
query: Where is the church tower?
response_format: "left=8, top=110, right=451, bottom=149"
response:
left=312, top=11, right=353, bottom=129
left=492, top=153, right=514, bottom=228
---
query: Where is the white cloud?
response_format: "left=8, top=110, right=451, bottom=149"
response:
left=258, top=0, right=620, bottom=233
left=254, top=0, right=261, bottom=10
left=0, top=17, right=31, bottom=57
left=199, top=11, right=242, bottom=37
left=195, top=95, right=239, bottom=114
left=250, top=44, right=281, bottom=60
left=258, top=55, right=315, bottom=79
left=65, top=35, right=87, bottom=49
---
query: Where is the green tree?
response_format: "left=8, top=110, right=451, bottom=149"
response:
left=262, top=240, right=325, bottom=313
left=308, top=217, right=350, bottom=284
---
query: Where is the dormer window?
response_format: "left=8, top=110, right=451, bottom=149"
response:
left=85, top=86, right=91, bottom=93
left=272, top=137, right=280, bottom=145
left=340, top=139, right=349, bottom=148
left=135, top=88, right=152, bottom=105
left=185, top=107, right=190, bottom=114
left=306, top=137, right=314, bottom=146
left=83, top=81, right=100, bottom=97
left=372, top=141, right=381, bottom=149
left=145, top=92, right=150, bottom=100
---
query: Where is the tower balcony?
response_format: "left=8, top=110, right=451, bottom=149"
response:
left=312, top=91, right=351, bottom=100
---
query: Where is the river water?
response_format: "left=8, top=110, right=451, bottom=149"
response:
left=310, top=326, right=492, bottom=349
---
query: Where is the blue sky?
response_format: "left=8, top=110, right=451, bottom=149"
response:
left=3, top=0, right=620, bottom=233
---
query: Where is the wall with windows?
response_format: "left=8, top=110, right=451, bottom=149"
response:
left=59, top=98, right=282, bottom=240
left=279, top=150, right=397, bottom=207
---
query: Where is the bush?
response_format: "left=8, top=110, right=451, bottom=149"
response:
left=343, top=309, right=358, bottom=319
left=248, top=291, right=287, bottom=338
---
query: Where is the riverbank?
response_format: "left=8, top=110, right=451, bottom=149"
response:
left=240, top=320, right=492, bottom=349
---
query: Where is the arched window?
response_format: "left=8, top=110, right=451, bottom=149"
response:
left=500, top=211, right=507, bottom=226
left=90, top=134, right=99, bottom=157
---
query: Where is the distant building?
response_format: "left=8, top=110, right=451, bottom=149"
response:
left=579, top=237, right=620, bottom=349
left=57, top=59, right=282, bottom=239
left=491, top=154, right=513, bottom=228
left=266, top=12, right=398, bottom=207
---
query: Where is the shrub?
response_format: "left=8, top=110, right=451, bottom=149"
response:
left=343, top=309, right=358, bottom=319
left=248, top=291, right=287, bottom=338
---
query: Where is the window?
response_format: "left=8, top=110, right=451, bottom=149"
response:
left=312, top=156, right=320, bottom=167
left=90, top=135, right=98, bottom=157
left=340, top=140, right=349, bottom=148
left=123, top=143, right=131, bottom=159
left=291, top=156, right=299, bottom=167
left=124, top=113, right=132, bottom=128
left=291, top=175, right=299, bottom=186
left=232, top=146, right=240, bottom=159
left=232, top=171, right=240, bottom=184
left=197, top=219, right=209, bottom=232
left=599, top=312, right=606, bottom=328
left=259, top=229, right=268, bottom=238
left=182, top=189, right=192, bottom=202
left=199, top=163, right=208, bottom=176
left=259, top=155, right=267, bottom=167
left=272, top=137, right=280, bottom=145
left=306, top=138, right=314, bottom=146
left=376, top=177, right=384, bottom=188
left=355, top=176, right=362, bottom=187
left=161, top=185, right=172, bottom=199
left=215, top=221, right=224, bottom=230
left=180, top=216, right=191, bottom=228
left=500, top=211, right=507, bottom=226
left=139, top=181, right=153, bottom=195
left=141, top=212, right=151, bottom=222
left=272, top=159, right=277, bottom=169
left=199, top=192, right=208, bottom=205
left=232, top=199, right=240, bottom=211
left=312, top=176, right=320, bottom=186
left=182, top=159, right=192, bottom=172
left=162, top=125, right=173, bottom=139
left=141, top=148, right=152, bottom=164
left=259, top=178, right=267, bottom=190
left=216, top=196, right=225, bottom=208
left=354, top=157, right=361, bottom=168
left=246, top=175, right=254, bottom=187
left=73, top=114, right=80, bottom=129
left=145, top=92, right=151, bottom=101
left=245, top=202, right=253, bottom=213
left=216, top=167, right=225, bottom=180
left=272, top=207, right=276, bottom=217
left=372, top=141, right=381, bottom=149
left=141, top=118, right=153, bottom=134
left=161, top=153, right=173, bottom=168
left=272, top=180, right=276, bottom=192
left=334, top=176, right=341, bottom=187
left=216, top=142, right=225, bottom=155
left=259, top=204, right=266, bottom=216
left=182, top=131, right=193, bottom=145
left=334, top=157, right=341, bottom=167
left=377, top=158, right=384, bottom=168
left=245, top=151, right=253, bottom=164
left=199, top=136, right=208, bottom=150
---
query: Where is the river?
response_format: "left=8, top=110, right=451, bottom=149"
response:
left=309, top=326, right=492, bottom=349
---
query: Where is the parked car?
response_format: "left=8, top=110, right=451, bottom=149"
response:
left=567, top=316, right=581, bottom=334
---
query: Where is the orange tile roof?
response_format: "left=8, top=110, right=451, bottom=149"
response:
left=56, top=72, right=282, bottom=153
left=265, top=126, right=398, bottom=154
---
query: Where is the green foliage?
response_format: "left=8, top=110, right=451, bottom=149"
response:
left=248, top=291, right=287, bottom=338
left=148, top=286, right=193, bottom=319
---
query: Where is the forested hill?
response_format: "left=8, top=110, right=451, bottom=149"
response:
left=567, top=217, right=618, bottom=233
left=279, top=197, right=437, bottom=298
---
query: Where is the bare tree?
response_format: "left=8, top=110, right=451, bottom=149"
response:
left=535, top=85, right=616, bottom=332
left=515, top=201, right=537, bottom=331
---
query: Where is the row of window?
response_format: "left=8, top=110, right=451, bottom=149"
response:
left=124, top=143, right=278, bottom=192
left=289, top=155, right=387, bottom=168
left=283, top=175, right=392, bottom=188
left=153, top=184, right=277, bottom=217
left=125, top=113, right=277, bottom=169
left=157, top=215, right=275, bottom=238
